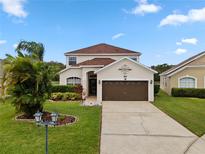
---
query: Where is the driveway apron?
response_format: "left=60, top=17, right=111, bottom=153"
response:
left=100, top=101, right=197, bottom=154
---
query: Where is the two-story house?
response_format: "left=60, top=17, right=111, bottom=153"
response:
left=59, top=43, right=157, bottom=104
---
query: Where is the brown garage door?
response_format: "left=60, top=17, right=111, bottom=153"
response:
left=102, top=81, right=148, bottom=101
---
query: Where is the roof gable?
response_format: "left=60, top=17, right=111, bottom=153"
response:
left=161, top=51, right=205, bottom=76
left=95, top=57, right=157, bottom=74
left=65, top=43, right=141, bottom=55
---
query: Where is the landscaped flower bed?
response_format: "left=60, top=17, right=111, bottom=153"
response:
left=16, top=111, right=76, bottom=126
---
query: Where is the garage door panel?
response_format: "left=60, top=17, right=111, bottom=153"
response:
left=102, top=81, right=148, bottom=101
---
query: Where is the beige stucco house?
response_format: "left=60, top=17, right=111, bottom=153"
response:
left=59, top=43, right=157, bottom=104
left=160, top=51, right=205, bottom=95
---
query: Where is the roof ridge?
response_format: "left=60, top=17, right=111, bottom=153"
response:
left=65, top=43, right=141, bottom=55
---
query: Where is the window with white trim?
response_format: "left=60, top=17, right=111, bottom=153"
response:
left=179, top=77, right=196, bottom=88
left=66, top=77, right=81, bottom=85
left=68, top=56, right=77, bottom=65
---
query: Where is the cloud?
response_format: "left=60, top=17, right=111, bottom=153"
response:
left=176, top=37, right=198, bottom=46
left=176, top=42, right=182, bottom=46
left=112, top=33, right=125, bottom=40
left=160, top=7, right=205, bottom=26
left=175, top=48, right=187, bottom=55
left=0, top=39, right=7, bottom=45
left=160, top=14, right=188, bottom=26
left=181, top=38, right=198, bottom=45
left=0, top=0, right=27, bottom=18
left=126, top=0, right=161, bottom=15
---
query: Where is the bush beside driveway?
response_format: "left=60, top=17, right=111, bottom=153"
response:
left=154, top=91, right=205, bottom=137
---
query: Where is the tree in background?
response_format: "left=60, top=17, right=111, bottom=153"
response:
left=5, top=41, right=51, bottom=116
left=151, top=64, right=174, bottom=82
left=45, top=61, right=65, bottom=81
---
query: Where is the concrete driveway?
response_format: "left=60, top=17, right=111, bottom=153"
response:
left=100, top=101, right=197, bottom=154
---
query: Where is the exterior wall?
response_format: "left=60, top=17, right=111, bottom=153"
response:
left=161, top=67, right=205, bottom=95
left=170, top=67, right=205, bottom=89
left=160, top=75, right=171, bottom=94
left=96, top=59, right=154, bottom=103
left=59, top=67, right=99, bottom=97
left=160, top=54, right=205, bottom=95
left=81, top=67, right=99, bottom=97
left=59, top=68, right=82, bottom=85
left=66, top=55, right=139, bottom=67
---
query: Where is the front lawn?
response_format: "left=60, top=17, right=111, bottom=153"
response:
left=154, top=91, right=205, bottom=136
left=0, top=101, right=101, bottom=154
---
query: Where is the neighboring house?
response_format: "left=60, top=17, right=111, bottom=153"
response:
left=59, top=43, right=157, bottom=103
left=160, top=51, right=205, bottom=95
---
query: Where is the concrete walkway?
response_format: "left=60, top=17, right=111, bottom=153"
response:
left=100, top=101, right=200, bottom=154
left=186, top=134, right=205, bottom=154
left=83, top=96, right=98, bottom=106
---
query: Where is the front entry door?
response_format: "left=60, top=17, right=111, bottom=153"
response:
left=89, top=79, right=97, bottom=96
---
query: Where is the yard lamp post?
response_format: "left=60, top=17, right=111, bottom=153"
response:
left=34, top=111, right=58, bottom=154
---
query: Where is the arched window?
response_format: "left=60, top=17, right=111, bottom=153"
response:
left=179, top=77, right=196, bottom=88
left=66, top=77, right=81, bottom=85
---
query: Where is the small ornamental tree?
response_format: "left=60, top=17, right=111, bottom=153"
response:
left=5, top=41, right=51, bottom=116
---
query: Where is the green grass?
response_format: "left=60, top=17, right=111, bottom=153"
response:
left=154, top=91, right=205, bottom=137
left=0, top=101, right=101, bottom=154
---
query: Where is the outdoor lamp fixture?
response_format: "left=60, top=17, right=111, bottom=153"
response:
left=34, top=111, right=58, bottom=154
left=150, top=80, right=153, bottom=84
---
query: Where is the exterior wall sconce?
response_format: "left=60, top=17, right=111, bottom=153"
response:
left=150, top=80, right=153, bottom=84
left=98, top=80, right=101, bottom=84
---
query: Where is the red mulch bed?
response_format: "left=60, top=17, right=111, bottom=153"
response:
left=16, top=111, right=76, bottom=126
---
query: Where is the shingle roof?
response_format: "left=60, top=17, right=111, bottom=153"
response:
left=161, top=51, right=205, bottom=76
left=65, top=43, right=141, bottom=55
left=74, top=58, right=115, bottom=66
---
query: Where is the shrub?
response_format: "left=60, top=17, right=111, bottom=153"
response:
left=171, top=88, right=205, bottom=98
left=50, top=92, right=63, bottom=101
left=154, top=85, right=160, bottom=95
left=51, top=92, right=82, bottom=101
left=51, top=85, right=83, bottom=94
left=5, top=54, right=51, bottom=116
left=51, top=85, right=75, bottom=93
left=74, top=84, right=83, bottom=94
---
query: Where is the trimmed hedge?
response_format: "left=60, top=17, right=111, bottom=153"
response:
left=51, top=85, right=82, bottom=94
left=50, top=92, right=82, bottom=101
left=154, top=85, right=160, bottom=95
left=171, top=88, right=205, bottom=98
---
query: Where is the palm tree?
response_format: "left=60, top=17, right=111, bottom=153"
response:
left=5, top=42, right=51, bottom=116
left=16, top=41, right=45, bottom=61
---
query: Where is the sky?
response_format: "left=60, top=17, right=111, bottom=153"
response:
left=0, top=0, right=205, bottom=66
